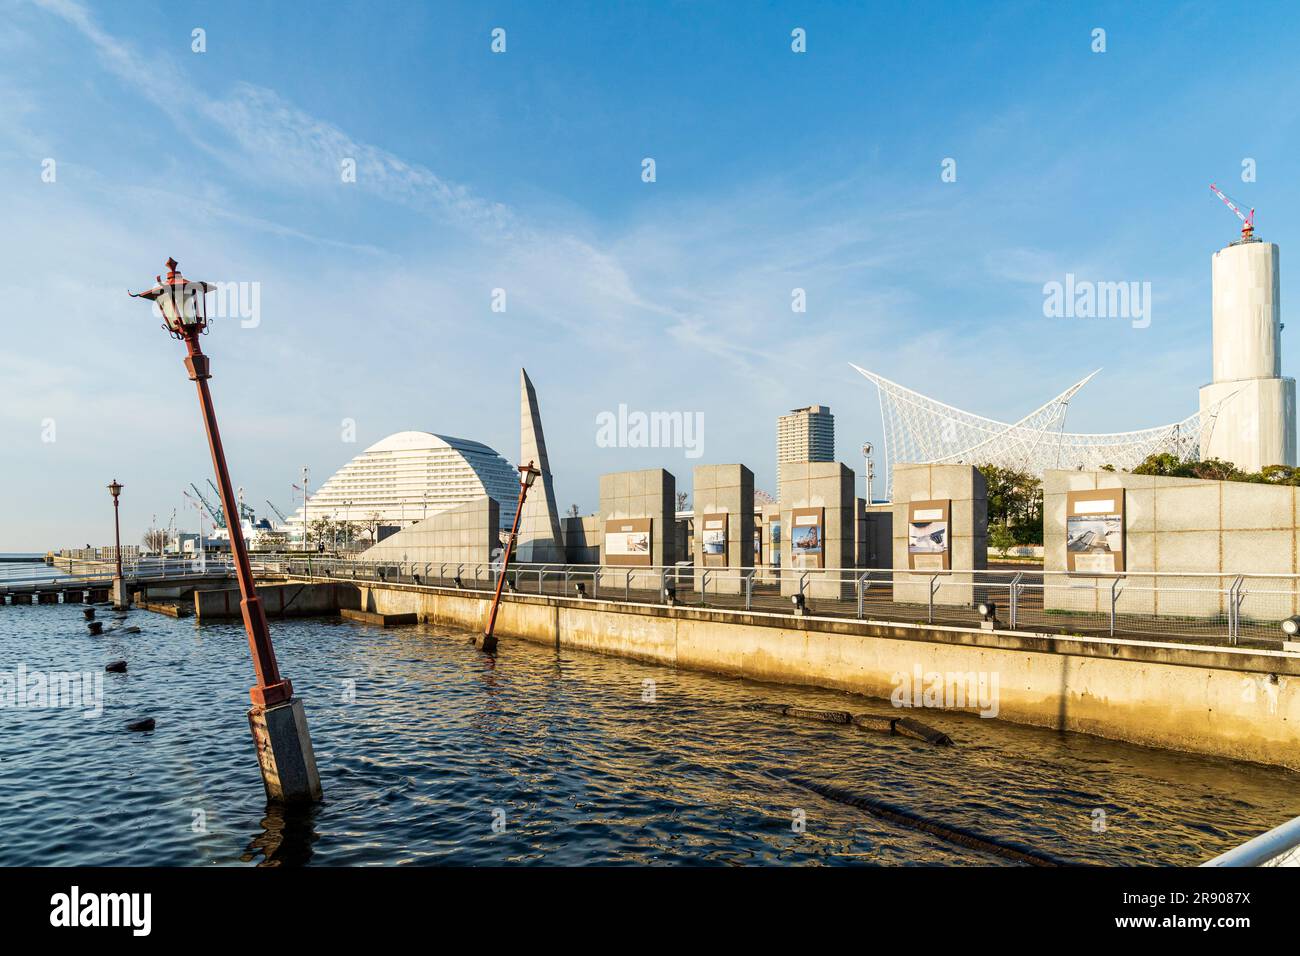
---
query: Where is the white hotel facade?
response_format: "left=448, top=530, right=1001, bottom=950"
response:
left=291, top=431, right=519, bottom=536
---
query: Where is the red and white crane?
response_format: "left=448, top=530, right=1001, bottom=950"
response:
left=1209, top=182, right=1255, bottom=242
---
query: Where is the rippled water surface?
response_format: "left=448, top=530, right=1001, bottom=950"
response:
left=0, top=602, right=1296, bottom=865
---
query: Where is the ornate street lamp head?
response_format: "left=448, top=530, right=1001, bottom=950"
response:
left=107, top=479, right=123, bottom=499
left=128, top=257, right=213, bottom=338
left=519, top=460, right=540, bottom=490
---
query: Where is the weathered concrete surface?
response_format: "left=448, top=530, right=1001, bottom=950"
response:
left=195, top=582, right=360, bottom=621
left=345, top=580, right=1300, bottom=770
left=360, top=496, right=500, bottom=567
left=110, top=577, right=130, bottom=610
left=340, top=608, right=418, bottom=627
left=139, top=601, right=186, bottom=618
left=248, top=698, right=323, bottom=804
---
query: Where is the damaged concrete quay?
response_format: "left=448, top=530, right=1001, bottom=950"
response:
left=147, top=575, right=1300, bottom=771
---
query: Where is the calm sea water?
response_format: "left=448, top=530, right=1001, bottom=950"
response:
left=0, top=602, right=1295, bottom=866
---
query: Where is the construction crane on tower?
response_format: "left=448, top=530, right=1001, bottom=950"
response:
left=1209, top=182, right=1255, bottom=242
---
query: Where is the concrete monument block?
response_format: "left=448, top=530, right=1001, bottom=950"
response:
left=1044, top=469, right=1300, bottom=623
left=692, top=464, right=755, bottom=594
left=599, top=468, right=676, bottom=591
left=891, top=463, right=987, bottom=607
left=759, top=501, right=782, bottom=582
left=779, top=461, right=855, bottom=600
left=860, top=502, right=893, bottom=569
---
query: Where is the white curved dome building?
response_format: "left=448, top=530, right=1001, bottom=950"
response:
left=293, top=431, right=518, bottom=533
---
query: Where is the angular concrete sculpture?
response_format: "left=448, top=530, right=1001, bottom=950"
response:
left=516, top=368, right=567, bottom=564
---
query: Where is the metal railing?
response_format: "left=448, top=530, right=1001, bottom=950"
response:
left=3, top=555, right=235, bottom=591
left=1202, top=815, right=1300, bottom=866
left=250, top=557, right=1300, bottom=650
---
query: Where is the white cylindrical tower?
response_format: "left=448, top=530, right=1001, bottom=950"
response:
left=1211, top=241, right=1281, bottom=381
left=1200, top=239, right=1297, bottom=471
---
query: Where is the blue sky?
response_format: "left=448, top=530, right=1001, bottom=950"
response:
left=2, top=0, right=1299, bottom=550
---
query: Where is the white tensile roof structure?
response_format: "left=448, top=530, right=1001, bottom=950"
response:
left=851, top=364, right=1230, bottom=497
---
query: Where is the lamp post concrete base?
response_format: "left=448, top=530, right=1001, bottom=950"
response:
left=110, top=576, right=130, bottom=611
left=475, top=632, right=498, bottom=653
left=248, top=698, right=323, bottom=804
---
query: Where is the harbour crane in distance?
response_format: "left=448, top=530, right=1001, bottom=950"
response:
left=189, top=482, right=226, bottom=529
left=235, top=485, right=257, bottom=524
left=265, top=500, right=291, bottom=525
left=1209, top=182, right=1255, bottom=242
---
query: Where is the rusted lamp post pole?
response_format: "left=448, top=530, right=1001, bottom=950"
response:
left=479, top=460, right=540, bottom=653
left=107, top=479, right=127, bottom=609
left=130, top=259, right=322, bottom=804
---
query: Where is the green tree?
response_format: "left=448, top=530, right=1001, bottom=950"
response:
left=1110, top=453, right=1300, bottom=485
left=989, top=523, right=1016, bottom=558
left=308, top=516, right=336, bottom=552
left=977, top=464, right=1043, bottom=545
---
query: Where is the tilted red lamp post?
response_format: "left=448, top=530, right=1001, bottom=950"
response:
left=479, top=460, right=541, bottom=653
left=107, top=479, right=127, bottom=609
left=130, top=259, right=322, bottom=803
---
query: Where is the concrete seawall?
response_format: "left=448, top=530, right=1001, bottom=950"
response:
left=195, top=582, right=360, bottom=620
left=325, top=580, right=1300, bottom=771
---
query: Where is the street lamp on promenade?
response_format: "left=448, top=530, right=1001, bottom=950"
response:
left=479, top=461, right=540, bottom=653
left=107, top=479, right=127, bottom=609
left=130, top=258, right=322, bottom=804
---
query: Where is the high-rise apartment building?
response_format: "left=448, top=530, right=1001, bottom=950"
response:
left=777, top=405, right=835, bottom=500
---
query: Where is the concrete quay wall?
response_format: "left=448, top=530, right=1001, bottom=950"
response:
left=344, top=580, right=1300, bottom=771
left=195, top=582, right=360, bottom=621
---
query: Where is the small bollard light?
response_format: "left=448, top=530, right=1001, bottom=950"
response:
left=575, top=582, right=587, bottom=600
left=977, top=600, right=999, bottom=630
left=664, top=586, right=678, bottom=606
left=792, top=593, right=806, bottom=616
left=413, top=573, right=422, bottom=586
left=454, top=575, right=464, bottom=589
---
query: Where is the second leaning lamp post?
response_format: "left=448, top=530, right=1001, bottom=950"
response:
left=480, top=460, right=540, bottom=652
